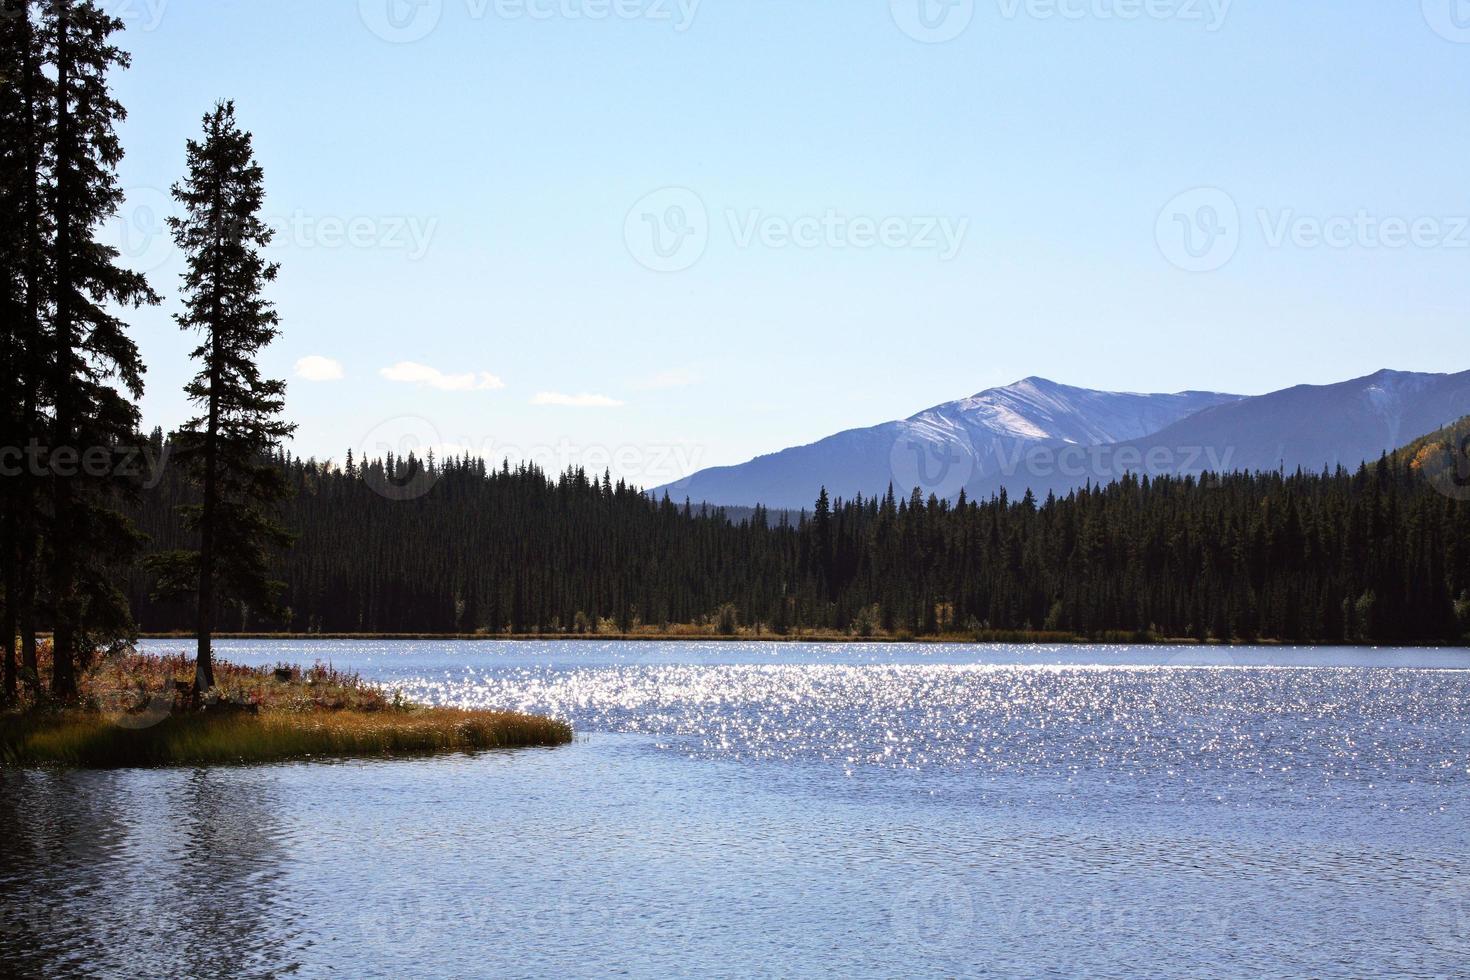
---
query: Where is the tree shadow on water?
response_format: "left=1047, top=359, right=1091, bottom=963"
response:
left=0, top=766, right=297, bottom=979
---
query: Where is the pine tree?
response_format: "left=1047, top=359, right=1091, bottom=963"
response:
left=42, top=0, right=159, bottom=698
left=1, top=0, right=52, bottom=700
left=146, top=101, right=294, bottom=692
left=812, top=486, right=832, bottom=593
left=0, top=3, right=28, bottom=702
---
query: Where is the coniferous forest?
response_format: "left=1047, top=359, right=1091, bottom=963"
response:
left=124, top=435, right=1470, bottom=646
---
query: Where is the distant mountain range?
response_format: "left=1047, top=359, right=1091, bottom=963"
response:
left=654, top=369, right=1470, bottom=510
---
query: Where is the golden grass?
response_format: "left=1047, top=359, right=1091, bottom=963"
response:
left=1, top=707, right=572, bottom=768
left=1, top=649, right=572, bottom=768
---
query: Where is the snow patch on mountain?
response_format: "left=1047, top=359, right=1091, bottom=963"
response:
left=655, top=377, right=1243, bottom=509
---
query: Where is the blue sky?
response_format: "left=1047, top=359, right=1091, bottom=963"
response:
left=107, top=0, right=1470, bottom=486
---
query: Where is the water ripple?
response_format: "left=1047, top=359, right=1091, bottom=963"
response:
left=386, top=663, right=1469, bottom=807
left=2, top=642, right=1466, bottom=978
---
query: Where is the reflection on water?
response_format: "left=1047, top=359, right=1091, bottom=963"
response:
left=1, top=641, right=1467, bottom=978
left=0, top=768, right=292, bottom=977
left=392, top=662, right=1467, bottom=801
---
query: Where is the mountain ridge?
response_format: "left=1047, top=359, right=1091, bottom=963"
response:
left=655, top=376, right=1243, bottom=509
left=655, top=369, right=1470, bottom=509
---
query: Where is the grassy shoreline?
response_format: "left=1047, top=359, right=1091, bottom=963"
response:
left=1, top=650, right=572, bottom=769
left=1, top=708, right=572, bottom=769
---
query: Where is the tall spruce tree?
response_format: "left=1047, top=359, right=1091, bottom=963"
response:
left=41, top=0, right=158, bottom=698
left=0, top=0, right=33, bottom=700
left=0, top=1, right=50, bottom=705
left=0, top=0, right=49, bottom=700
left=148, top=100, right=294, bottom=692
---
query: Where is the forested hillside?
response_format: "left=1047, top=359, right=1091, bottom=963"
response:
left=128, top=431, right=1470, bottom=645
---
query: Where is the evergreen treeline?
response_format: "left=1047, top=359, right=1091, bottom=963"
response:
left=126, top=442, right=1470, bottom=645
left=1, top=2, right=289, bottom=700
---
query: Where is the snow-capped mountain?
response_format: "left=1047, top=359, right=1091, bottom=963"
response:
left=654, top=378, right=1242, bottom=509
left=654, top=370, right=1470, bottom=509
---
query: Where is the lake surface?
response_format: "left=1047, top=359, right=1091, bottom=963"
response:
left=3, top=641, right=1469, bottom=978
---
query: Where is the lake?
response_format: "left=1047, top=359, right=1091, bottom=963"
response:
left=3, top=641, right=1469, bottom=978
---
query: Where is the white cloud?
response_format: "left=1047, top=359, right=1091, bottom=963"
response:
left=295, top=355, right=345, bottom=382
left=633, top=367, right=701, bottom=390
left=380, top=361, right=506, bottom=392
left=531, top=391, right=626, bottom=408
